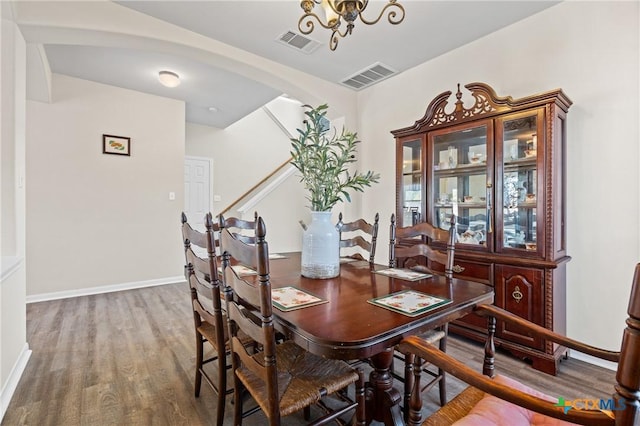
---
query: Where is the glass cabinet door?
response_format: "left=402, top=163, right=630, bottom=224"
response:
left=399, top=138, right=424, bottom=227
left=430, top=121, right=491, bottom=249
left=497, top=110, right=543, bottom=253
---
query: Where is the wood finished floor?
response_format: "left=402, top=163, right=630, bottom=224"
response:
left=2, top=283, right=617, bottom=425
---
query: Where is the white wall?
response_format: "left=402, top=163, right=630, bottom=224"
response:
left=0, top=11, right=29, bottom=420
left=16, top=0, right=362, bottom=297
left=357, top=1, right=639, bottom=350
left=185, top=101, right=311, bottom=253
left=26, top=74, right=186, bottom=297
left=185, top=98, right=365, bottom=253
left=185, top=104, right=296, bottom=217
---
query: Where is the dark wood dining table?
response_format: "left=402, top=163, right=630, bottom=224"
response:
left=265, top=252, right=494, bottom=426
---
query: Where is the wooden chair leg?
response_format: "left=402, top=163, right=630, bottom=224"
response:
left=195, top=333, right=203, bottom=397
left=355, top=368, right=366, bottom=426
left=437, top=365, right=447, bottom=407
left=403, top=352, right=415, bottom=423
left=233, top=375, right=244, bottom=426
left=438, top=324, right=447, bottom=406
left=303, top=406, right=311, bottom=420
left=408, top=355, right=423, bottom=426
left=216, top=354, right=226, bottom=426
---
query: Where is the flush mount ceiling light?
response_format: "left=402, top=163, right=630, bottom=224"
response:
left=298, top=0, right=405, bottom=51
left=158, top=71, right=180, bottom=88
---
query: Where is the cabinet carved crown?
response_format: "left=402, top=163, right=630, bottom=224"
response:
left=392, top=82, right=572, bottom=136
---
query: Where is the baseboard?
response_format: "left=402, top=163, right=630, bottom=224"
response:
left=26, top=276, right=185, bottom=303
left=1, top=343, right=31, bottom=422
left=569, top=351, right=617, bottom=371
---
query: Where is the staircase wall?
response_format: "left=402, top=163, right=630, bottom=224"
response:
left=185, top=97, right=361, bottom=253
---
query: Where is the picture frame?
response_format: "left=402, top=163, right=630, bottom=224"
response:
left=102, top=134, right=130, bottom=156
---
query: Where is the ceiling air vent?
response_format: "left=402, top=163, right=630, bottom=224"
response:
left=340, top=63, right=396, bottom=90
left=276, top=31, right=320, bottom=54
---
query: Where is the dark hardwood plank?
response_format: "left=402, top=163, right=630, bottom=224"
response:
left=2, top=283, right=616, bottom=425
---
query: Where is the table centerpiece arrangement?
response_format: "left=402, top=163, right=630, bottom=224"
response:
left=290, top=104, right=379, bottom=278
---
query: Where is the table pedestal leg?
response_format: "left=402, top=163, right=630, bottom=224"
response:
left=365, top=348, right=403, bottom=426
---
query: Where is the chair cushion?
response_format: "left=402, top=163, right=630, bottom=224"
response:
left=236, top=341, right=359, bottom=418
left=452, top=375, right=577, bottom=426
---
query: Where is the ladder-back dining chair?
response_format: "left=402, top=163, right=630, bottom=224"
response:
left=399, top=263, right=640, bottom=426
left=218, top=212, right=258, bottom=245
left=180, top=212, right=229, bottom=426
left=219, top=216, right=366, bottom=425
left=389, top=213, right=456, bottom=420
left=336, top=212, right=380, bottom=263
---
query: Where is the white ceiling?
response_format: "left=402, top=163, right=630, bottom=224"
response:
left=15, top=1, right=559, bottom=128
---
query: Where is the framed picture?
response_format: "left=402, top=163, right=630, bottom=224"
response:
left=103, top=134, right=130, bottom=156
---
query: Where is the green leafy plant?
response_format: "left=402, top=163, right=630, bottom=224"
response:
left=290, top=104, right=380, bottom=212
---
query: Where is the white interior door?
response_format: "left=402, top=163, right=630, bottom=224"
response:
left=184, top=156, right=212, bottom=231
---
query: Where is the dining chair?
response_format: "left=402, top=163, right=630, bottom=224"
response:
left=388, top=213, right=456, bottom=419
left=399, top=263, right=640, bottom=426
left=336, top=212, right=380, bottom=263
left=334, top=212, right=380, bottom=369
left=180, top=212, right=229, bottom=426
left=218, top=212, right=258, bottom=245
left=181, top=212, right=220, bottom=260
left=219, top=216, right=366, bottom=425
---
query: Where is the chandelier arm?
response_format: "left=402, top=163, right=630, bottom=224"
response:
left=358, top=1, right=405, bottom=26
left=329, top=30, right=340, bottom=51
left=328, top=24, right=352, bottom=50
left=298, top=13, right=336, bottom=34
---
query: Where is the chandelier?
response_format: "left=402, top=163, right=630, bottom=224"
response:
left=298, top=0, right=405, bottom=51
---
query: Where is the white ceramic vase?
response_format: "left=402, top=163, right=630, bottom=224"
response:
left=301, top=211, right=340, bottom=279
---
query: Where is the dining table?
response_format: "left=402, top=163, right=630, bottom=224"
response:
left=264, top=252, right=495, bottom=426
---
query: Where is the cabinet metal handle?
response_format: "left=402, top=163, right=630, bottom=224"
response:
left=452, top=264, right=465, bottom=273
left=486, top=182, right=493, bottom=233
left=512, top=286, right=523, bottom=303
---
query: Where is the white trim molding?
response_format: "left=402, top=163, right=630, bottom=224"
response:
left=26, top=276, right=185, bottom=303
left=570, top=351, right=617, bottom=371
left=236, top=165, right=296, bottom=214
left=1, top=343, right=31, bottom=422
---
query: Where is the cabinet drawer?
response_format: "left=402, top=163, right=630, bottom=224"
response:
left=430, top=259, right=491, bottom=284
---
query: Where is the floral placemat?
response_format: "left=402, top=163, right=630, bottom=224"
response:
left=374, top=268, right=433, bottom=281
left=272, top=286, right=328, bottom=312
left=368, top=290, right=451, bottom=317
left=218, top=264, right=257, bottom=277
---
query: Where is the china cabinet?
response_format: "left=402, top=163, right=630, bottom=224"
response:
left=391, top=82, right=572, bottom=374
